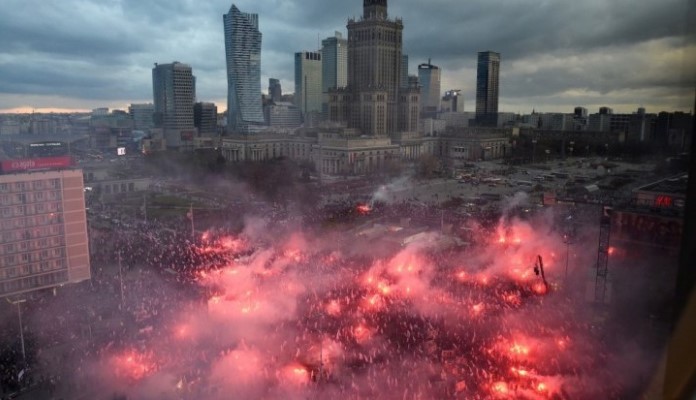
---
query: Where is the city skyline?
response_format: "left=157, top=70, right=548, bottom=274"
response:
left=0, top=0, right=694, bottom=114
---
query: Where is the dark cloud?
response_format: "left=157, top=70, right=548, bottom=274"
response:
left=0, top=0, right=693, bottom=112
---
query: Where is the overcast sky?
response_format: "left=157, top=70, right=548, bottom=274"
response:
left=0, top=0, right=694, bottom=114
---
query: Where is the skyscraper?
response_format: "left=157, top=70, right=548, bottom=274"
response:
left=400, top=55, right=409, bottom=89
left=152, top=62, right=196, bottom=147
left=475, top=51, right=500, bottom=127
left=224, top=4, right=265, bottom=134
left=321, top=32, right=348, bottom=117
left=418, top=59, right=441, bottom=116
left=321, top=32, right=348, bottom=94
left=328, top=0, right=418, bottom=136
left=268, top=78, right=282, bottom=102
left=442, top=90, right=464, bottom=113
left=294, top=51, right=323, bottom=118
left=194, top=102, right=218, bottom=136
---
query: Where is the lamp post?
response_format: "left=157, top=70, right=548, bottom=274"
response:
left=118, top=251, right=124, bottom=309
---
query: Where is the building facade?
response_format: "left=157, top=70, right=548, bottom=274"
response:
left=417, top=60, right=441, bottom=117
left=129, top=103, right=155, bottom=131
left=321, top=32, right=348, bottom=117
left=264, top=102, right=303, bottom=130
left=331, top=0, right=418, bottom=137
left=152, top=62, right=196, bottom=148
left=194, top=102, right=219, bottom=137
left=224, top=4, right=265, bottom=134
left=295, top=51, right=323, bottom=118
left=475, top=51, right=501, bottom=127
left=441, top=90, right=464, bottom=113
left=269, top=78, right=282, bottom=102
left=0, top=160, right=90, bottom=297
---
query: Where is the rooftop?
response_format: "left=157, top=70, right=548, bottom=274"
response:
left=636, top=174, right=689, bottom=196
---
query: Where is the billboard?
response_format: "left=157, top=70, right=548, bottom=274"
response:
left=117, top=147, right=126, bottom=156
left=0, top=156, right=73, bottom=173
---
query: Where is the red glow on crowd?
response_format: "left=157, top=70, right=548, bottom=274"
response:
left=356, top=203, right=373, bottom=214
left=111, top=350, right=157, bottom=381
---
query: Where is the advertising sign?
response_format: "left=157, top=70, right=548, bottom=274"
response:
left=0, top=156, right=73, bottom=173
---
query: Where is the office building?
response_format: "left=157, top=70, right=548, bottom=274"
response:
left=475, top=51, right=501, bottom=127
left=152, top=62, right=196, bottom=148
left=129, top=103, right=155, bottom=131
left=441, top=90, right=464, bottom=113
left=0, top=157, right=90, bottom=297
left=321, top=32, right=348, bottom=117
left=264, top=101, right=303, bottom=130
left=321, top=32, right=348, bottom=93
left=295, top=51, right=323, bottom=118
left=328, top=0, right=419, bottom=137
left=418, top=60, right=441, bottom=116
left=269, top=78, right=282, bottom=102
left=401, top=55, right=409, bottom=89
left=224, top=4, right=265, bottom=134
left=194, top=102, right=219, bottom=137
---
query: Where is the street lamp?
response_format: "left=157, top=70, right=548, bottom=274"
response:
left=118, top=251, right=125, bottom=309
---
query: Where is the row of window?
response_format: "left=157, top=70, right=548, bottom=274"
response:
left=0, top=270, right=68, bottom=296
left=2, top=248, right=66, bottom=268
left=2, top=227, right=64, bottom=248
left=1, top=202, right=63, bottom=218
left=0, top=213, right=63, bottom=231
left=0, top=190, right=62, bottom=205
left=102, top=182, right=136, bottom=195
left=0, top=179, right=61, bottom=193
left=1, top=235, right=65, bottom=255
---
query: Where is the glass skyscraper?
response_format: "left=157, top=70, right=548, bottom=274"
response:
left=475, top=51, right=501, bottom=127
left=418, top=59, right=441, bottom=117
left=295, top=51, right=323, bottom=117
left=223, top=4, right=265, bottom=134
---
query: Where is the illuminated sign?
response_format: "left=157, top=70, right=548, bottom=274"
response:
left=29, top=142, right=63, bottom=148
left=1, top=156, right=73, bottom=173
left=117, top=147, right=126, bottom=156
left=654, top=195, right=673, bottom=208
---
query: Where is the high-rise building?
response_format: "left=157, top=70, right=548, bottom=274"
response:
left=328, top=0, right=418, bottom=137
left=194, top=102, right=219, bottom=137
left=224, top=4, right=265, bottom=134
left=269, top=78, right=282, bottom=102
left=295, top=51, right=323, bottom=118
left=321, top=32, right=348, bottom=117
left=475, top=51, right=501, bottom=127
left=442, top=90, right=464, bottom=113
left=400, top=55, right=409, bottom=89
left=418, top=59, right=441, bottom=117
left=321, top=32, right=348, bottom=94
left=0, top=157, right=90, bottom=297
left=152, top=62, right=196, bottom=148
left=129, top=103, right=155, bottom=131
left=264, top=101, right=303, bottom=130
